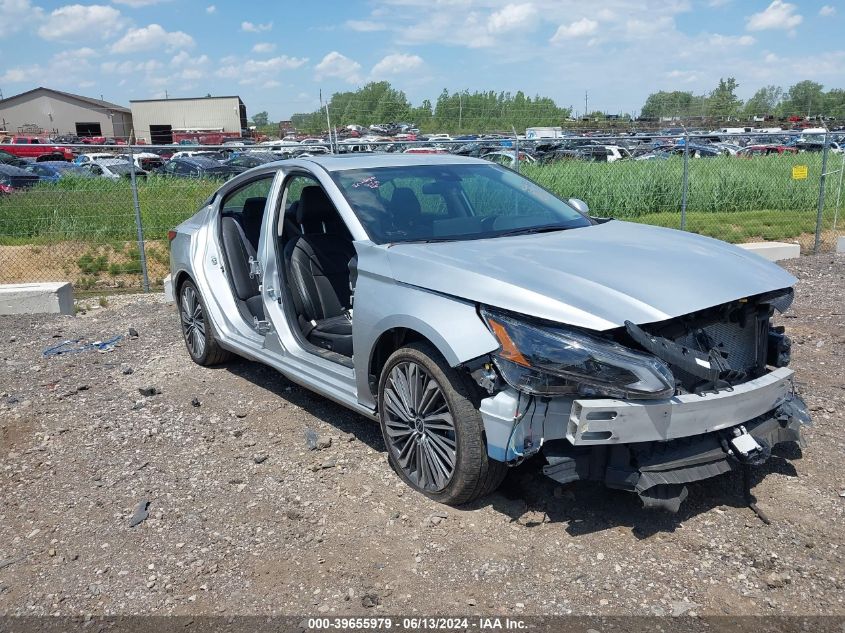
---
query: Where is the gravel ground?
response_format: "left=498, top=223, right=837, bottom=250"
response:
left=1, top=254, right=843, bottom=618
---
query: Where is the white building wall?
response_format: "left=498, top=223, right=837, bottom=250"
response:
left=0, top=91, right=128, bottom=137
left=130, top=97, right=243, bottom=142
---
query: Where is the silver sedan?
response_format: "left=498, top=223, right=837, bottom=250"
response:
left=169, top=154, right=810, bottom=511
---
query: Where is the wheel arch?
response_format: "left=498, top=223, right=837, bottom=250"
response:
left=172, top=269, right=193, bottom=299
left=368, top=326, right=432, bottom=397
left=363, top=310, right=496, bottom=406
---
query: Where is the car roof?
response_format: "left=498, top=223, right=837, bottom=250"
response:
left=0, top=163, right=35, bottom=175
left=178, top=156, right=221, bottom=167
left=38, top=161, right=79, bottom=168
left=298, top=153, right=490, bottom=172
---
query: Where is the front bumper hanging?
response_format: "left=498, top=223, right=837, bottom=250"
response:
left=478, top=368, right=812, bottom=512
left=541, top=393, right=811, bottom=512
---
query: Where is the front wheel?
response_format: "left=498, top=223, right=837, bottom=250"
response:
left=377, top=342, right=507, bottom=505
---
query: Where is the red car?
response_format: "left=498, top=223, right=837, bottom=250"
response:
left=0, top=136, right=74, bottom=161
left=738, top=145, right=798, bottom=157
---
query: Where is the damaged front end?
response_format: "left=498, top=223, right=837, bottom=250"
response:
left=474, top=289, right=812, bottom=512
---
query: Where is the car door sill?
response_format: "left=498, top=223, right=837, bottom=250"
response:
left=219, top=335, right=375, bottom=420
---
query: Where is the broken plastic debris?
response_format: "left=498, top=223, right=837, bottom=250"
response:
left=43, top=335, right=123, bottom=357
left=128, top=500, right=150, bottom=527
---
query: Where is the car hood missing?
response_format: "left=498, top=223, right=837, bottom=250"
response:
left=385, top=220, right=796, bottom=331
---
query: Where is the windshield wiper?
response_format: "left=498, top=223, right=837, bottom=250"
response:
left=386, top=237, right=460, bottom=247
left=494, top=224, right=572, bottom=237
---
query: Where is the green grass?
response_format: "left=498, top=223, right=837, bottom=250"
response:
left=521, top=152, right=834, bottom=218
left=0, top=176, right=218, bottom=245
left=629, top=209, right=823, bottom=243
left=0, top=155, right=840, bottom=249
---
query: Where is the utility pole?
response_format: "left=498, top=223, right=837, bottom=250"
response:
left=458, top=92, right=463, bottom=131
left=584, top=91, right=588, bottom=117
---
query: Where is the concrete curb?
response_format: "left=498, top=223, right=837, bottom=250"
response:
left=739, top=242, right=801, bottom=262
left=163, top=274, right=175, bottom=303
left=0, top=282, right=74, bottom=315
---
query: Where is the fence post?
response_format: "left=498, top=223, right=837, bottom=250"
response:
left=832, top=149, right=845, bottom=235
left=813, top=132, right=830, bottom=254
left=513, top=132, right=520, bottom=174
left=680, top=133, right=689, bottom=231
left=128, top=142, right=151, bottom=292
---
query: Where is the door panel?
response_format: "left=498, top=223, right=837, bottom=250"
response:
left=259, top=169, right=360, bottom=404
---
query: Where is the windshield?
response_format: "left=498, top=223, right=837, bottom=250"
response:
left=107, top=163, right=136, bottom=174
left=331, top=163, right=591, bottom=244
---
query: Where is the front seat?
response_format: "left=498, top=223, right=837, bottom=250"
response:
left=284, top=186, right=355, bottom=357
left=389, top=187, right=431, bottom=236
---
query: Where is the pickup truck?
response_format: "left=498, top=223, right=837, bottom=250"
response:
left=0, top=136, right=74, bottom=162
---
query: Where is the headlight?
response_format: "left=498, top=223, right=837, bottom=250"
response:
left=481, top=308, right=675, bottom=399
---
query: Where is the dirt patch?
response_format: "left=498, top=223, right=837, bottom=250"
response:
left=0, top=241, right=170, bottom=290
left=0, top=256, right=843, bottom=617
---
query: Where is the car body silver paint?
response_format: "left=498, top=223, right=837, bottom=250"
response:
left=169, top=154, right=802, bottom=464
left=385, top=220, right=796, bottom=330
left=351, top=242, right=499, bottom=409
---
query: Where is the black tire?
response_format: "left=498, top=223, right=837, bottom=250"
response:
left=179, top=279, right=232, bottom=366
left=377, top=342, right=507, bottom=505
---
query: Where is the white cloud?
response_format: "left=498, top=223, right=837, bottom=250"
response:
left=241, top=21, right=272, bottom=33
left=625, top=15, right=675, bottom=38
left=747, top=0, right=803, bottom=30
left=38, top=4, right=126, bottom=41
left=171, top=50, right=209, bottom=67
left=819, top=4, right=836, bottom=16
left=345, top=19, right=387, bottom=32
left=264, top=79, right=281, bottom=88
left=112, top=0, right=171, bottom=6
left=101, top=59, right=163, bottom=74
left=487, top=3, right=537, bottom=34
left=315, top=51, right=362, bottom=83
left=252, top=42, right=275, bottom=53
left=1, top=67, right=27, bottom=82
left=217, top=55, right=308, bottom=83
left=0, top=0, right=44, bottom=37
left=666, top=69, right=699, bottom=82
left=1, top=48, right=99, bottom=86
left=550, top=17, right=598, bottom=42
left=709, top=33, right=756, bottom=47
left=370, top=53, right=424, bottom=78
left=206, top=4, right=216, bottom=13
left=110, top=24, right=195, bottom=53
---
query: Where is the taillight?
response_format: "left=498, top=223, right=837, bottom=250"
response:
left=167, top=230, right=178, bottom=242
left=0, top=184, right=13, bottom=194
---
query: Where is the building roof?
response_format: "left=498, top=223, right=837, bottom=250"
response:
left=130, top=95, right=244, bottom=104
left=0, top=87, right=130, bottom=113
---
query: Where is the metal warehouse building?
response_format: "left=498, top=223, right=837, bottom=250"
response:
left=130, top=96, right=248, bottom=144
left=0, top=87, right=133, bottom=139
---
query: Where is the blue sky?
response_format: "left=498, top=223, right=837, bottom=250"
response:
left=0, top=0, right=841, bottom=119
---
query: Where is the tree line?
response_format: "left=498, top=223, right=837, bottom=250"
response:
left=640, top=79, right=845, bottom=121
left=285, top=82, right=571, bottom=134
left=249, top=79, right=844, bottom=135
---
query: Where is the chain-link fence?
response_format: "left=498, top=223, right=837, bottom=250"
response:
left=0, top=133, right=842, bottom=294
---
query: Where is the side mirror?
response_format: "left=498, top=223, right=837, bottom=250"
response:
left=567, top=198, right=589, bottom=215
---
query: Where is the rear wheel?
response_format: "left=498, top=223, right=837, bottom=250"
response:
left=179, top=279, right=232, bottom=365
left=377, top=342, right=506, bottom=505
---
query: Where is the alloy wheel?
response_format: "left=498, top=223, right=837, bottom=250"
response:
left=180, top=284, right=206, bottom=359
left=382, top=361, right=457, bottom=492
